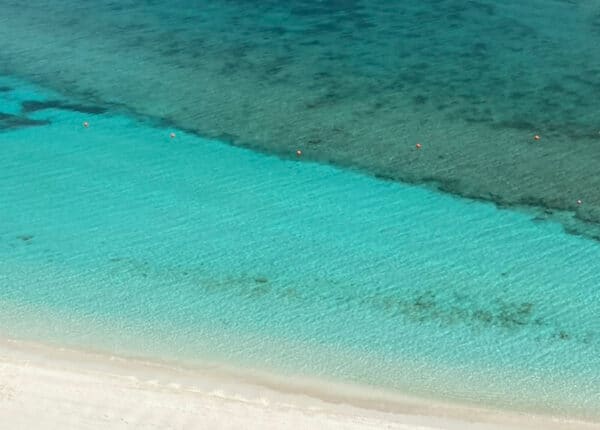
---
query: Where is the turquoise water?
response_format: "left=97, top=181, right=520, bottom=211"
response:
left=1, top=0, right=600, bottom=238
left=1, top=77, right=600, bottom=419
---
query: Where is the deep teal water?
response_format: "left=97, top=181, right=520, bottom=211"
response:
left=1, top=77, right=600, bottom=419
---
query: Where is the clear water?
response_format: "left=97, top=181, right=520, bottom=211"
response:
left=1, top=77, right=599, bottom=420
left=1, top=0, right=600, bottom=238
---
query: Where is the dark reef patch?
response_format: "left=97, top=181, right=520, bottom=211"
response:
left=21, top=100, right=107, bottom=115
left=92, top=256, right=596, bottom=346
left=0, top=112, right=50, bottom=130
left=413, top=94, right=428, bottom=105
left=373, top=291, right=540, bottom=333
left=213, top=132, right=240, bottom=144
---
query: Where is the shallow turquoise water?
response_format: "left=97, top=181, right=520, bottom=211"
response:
left=1, top=77, right=599, bottom=419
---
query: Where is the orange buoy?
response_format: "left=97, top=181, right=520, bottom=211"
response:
left=170, top=132, right=176, bottom=139
left=296, top=149, right=302, bottom=157
left=533, top=135, right=540, bottom=141
left=415, top=143, right=422, bottom=150
left=83, top=121, right=89, bottom=128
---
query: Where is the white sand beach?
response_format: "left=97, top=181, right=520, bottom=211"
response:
left=0, top=339, right=597, bottom=430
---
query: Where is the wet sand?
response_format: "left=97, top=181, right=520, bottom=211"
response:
left=1, top=339, right=598, bottom=430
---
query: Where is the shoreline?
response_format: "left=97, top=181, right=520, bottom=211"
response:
left=2, top=74, right=600, bottom=428
left=1, top=337, right=597, bottom=430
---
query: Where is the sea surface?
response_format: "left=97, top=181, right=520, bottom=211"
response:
left=1, top=0, right=600, bottom=238
left=1, top=0, right=600, bottom=423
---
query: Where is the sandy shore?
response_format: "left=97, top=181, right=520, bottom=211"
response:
left=0, top=339, right=597, bottom=430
